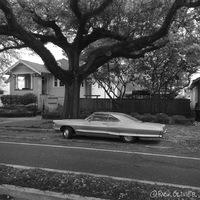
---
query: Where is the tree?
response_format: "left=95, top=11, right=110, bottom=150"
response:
left=135, top=43, right=200, bottom=99
left=93, top=58, right=138, bottom=99
left=0, top=0, right=200, bottom=118
left=92, top=58, right=139, bottom=110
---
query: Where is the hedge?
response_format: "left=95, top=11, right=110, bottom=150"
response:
left=1, top=93, right=37, bottom=106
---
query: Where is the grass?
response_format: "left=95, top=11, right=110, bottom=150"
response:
left=0, top=119, right=53, bottom=129
left=0, top=165, right=200, bottom=200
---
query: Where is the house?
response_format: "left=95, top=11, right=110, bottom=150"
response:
left=3, top=59, right=107, bottom=111
left=190, top=77, right=200, bottom=121
left=190, top=77, right=200, bottom=109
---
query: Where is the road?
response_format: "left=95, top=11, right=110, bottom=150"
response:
left=0, top=141, right=200, bottom=188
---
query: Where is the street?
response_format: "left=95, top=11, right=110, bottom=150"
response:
left=0, top=141, right=200, bottom=188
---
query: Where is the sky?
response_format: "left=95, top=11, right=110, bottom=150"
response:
left=20, top=43, right=66, bottom=64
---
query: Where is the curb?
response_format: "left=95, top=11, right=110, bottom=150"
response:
left=1, top=163, right=200, bottom=199
left=0, top=184, right=105, bottom=200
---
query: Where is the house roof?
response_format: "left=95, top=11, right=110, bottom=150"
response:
left=190, top=77, right=200, bottom=89
left=57, top=58, right=69, bottom=70
left=4, top=58, right=69, bottom=75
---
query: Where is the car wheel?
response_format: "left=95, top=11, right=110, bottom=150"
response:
left=62, top=127, right=73, bottom=139
left=121, top=136, right=137, bottom=143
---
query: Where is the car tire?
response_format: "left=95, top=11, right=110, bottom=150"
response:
left=62, top=127, right=73, bottom=139
left=121, top=136, right=137, bottom=143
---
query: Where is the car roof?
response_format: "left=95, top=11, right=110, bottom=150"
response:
left=93, top=111, right=124, bottom=116
left=93, top=111, right=129, bottom=120
left=92, top=112, right=140, bottom=123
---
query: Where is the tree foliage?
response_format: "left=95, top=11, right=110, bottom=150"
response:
left=93, top=58, right=141, bottom=99
left=0, top=0, right=200, bottom=117
left=135, top=43, right=200, bottom=99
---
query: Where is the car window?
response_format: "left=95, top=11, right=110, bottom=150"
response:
left=108, top=115, right=120, bottom=122
left=90, top=114, right=108, bottom=122
left=122, top=114, right=141, bottom=122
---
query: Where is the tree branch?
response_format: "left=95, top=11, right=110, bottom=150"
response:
left=17, top=0, right=68, bottom=45
left=0, top=25, right=13, bottom=35
left=0, top=44, right=27, bottom=53
left=0, top=0, right=19, bottom=30
left=70, top=0, right=82, bottom=22
left=83, top=0, right=113, bottom=21
left=82, top=28, right=126, bottom=49
left=123, top=0, right=200, bottom=52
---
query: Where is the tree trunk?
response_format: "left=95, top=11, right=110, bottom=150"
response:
left=63, top=78, right=81, bottom=119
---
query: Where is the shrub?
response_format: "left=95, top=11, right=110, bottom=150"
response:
left=171, top=115, right=195, bottom=125
left=22, top=93, right=37, bottom=105
left=0, top=93, right=37, bottom=106
left=80, top=111, right=93, bottom=119
left=1, top=95, right=22, bottom=105
left=0, top=107, right=34, bottom=117
left=155, top=113, right=170, bottom=124
left=42, top=112, right=62, bottom=119
left=130, top=113, right=143, bottom=121
left=141, top=113, right=156, bottom=122
left=25, top=103, right=38, bottom=111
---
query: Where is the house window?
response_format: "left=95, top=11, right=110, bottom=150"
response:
left=16, top=74, right=32, bottom=90
left=54, top=77, right=64, bottom=87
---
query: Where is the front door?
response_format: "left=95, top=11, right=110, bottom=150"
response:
left=42, top=76, right=47, bottom=94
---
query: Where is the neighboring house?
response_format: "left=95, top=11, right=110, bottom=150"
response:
left=0, top=74, right=10, bottom=106
left=190, top=77, right=200, bottom=121
left=190, top=77, right=200, bottom=109
left=3, top=59, right=104, bottom=111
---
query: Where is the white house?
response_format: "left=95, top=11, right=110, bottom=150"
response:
left=3, top=59, right=111, bottom=111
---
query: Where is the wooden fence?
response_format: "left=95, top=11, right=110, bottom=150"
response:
left=80, top=98, right=192, bottom=117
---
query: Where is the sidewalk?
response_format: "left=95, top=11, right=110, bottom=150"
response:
left=0, top=184, right=104, bottom=200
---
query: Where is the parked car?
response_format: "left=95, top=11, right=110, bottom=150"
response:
left=53, top=112, right=167, bottom=143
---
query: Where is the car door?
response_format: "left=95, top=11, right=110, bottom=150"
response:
left=83, top=113, right=108, bottom=135
left=106, top=114, right=121, bottom=135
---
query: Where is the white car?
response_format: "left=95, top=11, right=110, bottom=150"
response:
left=54, top=112, right=167, bottom=143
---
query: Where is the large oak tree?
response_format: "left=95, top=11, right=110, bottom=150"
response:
left=0, top=0, right=200, bottom=118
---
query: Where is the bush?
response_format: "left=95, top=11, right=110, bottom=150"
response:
left=42, top=112, right=62, bottom=119
left=22, top=93, right=37, bottom=105
left=171, top=115, right=195, bottom=125
left=25, top=103, right=38, bottom=112
left=155, top=113, right=170, bottom=124
left=130, top=113, right=143, bottom=121
left=0, top=93, right=37, bottom=106
left=141, top=113, right=156, bottom=122
left=0, top=106, right=35, bottom=117
left=0, top=104, right=37, bottom=117
left=1, top=95, right=23, bottom=105
left=80, top=111, right=93, bottom=119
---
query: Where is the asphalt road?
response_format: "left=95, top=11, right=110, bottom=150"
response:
left=0, top=141, right=200, bottom=188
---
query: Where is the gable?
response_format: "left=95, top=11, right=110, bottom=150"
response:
left=4, top=60, right=50, bottom=75
left=190, top=77, right=200, bottom=90
left=11, top=63, right=36, bottom=74
left=4, top=59, right=69, bottom=76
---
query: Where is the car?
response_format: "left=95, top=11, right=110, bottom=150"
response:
left=53, top=112, right=167, bottom=143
